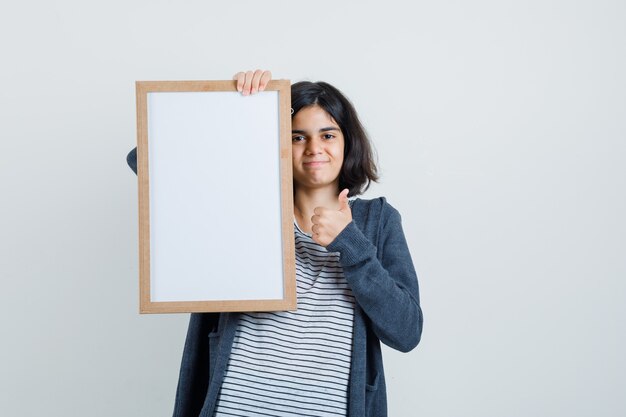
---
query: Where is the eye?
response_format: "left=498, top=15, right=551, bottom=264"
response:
left=292, top=135, right=306, bottom=143
left=322, top=134, right=335, bottom=140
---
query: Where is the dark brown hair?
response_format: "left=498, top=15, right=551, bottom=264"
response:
left=291, top=81, right=378, bottom=196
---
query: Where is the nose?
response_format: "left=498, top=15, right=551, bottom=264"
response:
left=305, top=137, right=322, bottom=155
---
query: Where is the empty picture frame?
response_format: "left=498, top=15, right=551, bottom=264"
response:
left=135, top=80, right=296, bottom=313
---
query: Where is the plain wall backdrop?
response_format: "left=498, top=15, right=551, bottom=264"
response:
left=1, top=0, right=624, bottom=416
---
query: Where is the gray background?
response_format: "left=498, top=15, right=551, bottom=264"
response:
left=1, top=0, right=624, bottom=416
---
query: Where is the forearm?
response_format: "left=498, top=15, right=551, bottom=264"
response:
left=327, top=219, right=423, bottom=352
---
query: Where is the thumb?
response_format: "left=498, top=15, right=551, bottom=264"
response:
left=338, top=189, right=350, bottom=212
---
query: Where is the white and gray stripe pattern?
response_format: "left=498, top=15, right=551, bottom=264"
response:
left=213, top=221, right=355, bottom=417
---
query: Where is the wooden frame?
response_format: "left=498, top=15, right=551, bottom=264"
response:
left=135, top=80, right=295, bottom=313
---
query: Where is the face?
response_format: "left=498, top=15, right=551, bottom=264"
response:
left=291, top=105, right=345, bottom=193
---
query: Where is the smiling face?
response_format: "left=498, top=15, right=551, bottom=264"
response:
left=291, top=105, right=345, bottom=193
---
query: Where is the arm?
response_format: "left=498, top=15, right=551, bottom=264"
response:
left=127, top=147, right=137, bottom=175
left=326, top=201, right=423, bottom=352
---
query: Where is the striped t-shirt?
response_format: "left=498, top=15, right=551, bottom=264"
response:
left=213, top=219, right=356, bottom=416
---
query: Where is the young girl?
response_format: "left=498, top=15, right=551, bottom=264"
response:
left=127, top=70, right=422, bottom=417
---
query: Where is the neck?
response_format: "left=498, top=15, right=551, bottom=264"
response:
left=293, top=184, right=341, bottom=233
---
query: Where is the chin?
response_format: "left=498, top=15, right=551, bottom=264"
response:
left=297, top=179, right=339, bottom=191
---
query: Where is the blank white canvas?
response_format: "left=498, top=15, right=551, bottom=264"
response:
left=147, top=91, right=284, bottom=302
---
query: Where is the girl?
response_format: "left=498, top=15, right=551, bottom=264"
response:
left=127, top=70, right=422, bottom=417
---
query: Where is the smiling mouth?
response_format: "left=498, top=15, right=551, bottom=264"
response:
left=303, top=161, right=329, bottom=168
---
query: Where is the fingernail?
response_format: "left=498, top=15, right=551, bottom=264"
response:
left=251, top=88, right=257, bottom=94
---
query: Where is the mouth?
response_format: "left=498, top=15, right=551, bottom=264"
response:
left=303, top=161, right=329, bottom=168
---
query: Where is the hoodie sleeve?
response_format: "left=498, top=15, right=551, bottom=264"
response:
left=326, top=199, right=423, bottom=352
left=127, top=147, right=138, bottom=175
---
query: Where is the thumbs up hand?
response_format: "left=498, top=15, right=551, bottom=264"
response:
left=311, top=189, right=353, bottom=247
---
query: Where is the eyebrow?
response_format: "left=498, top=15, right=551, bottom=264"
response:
left=292, top=127, right=341, bottom=134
